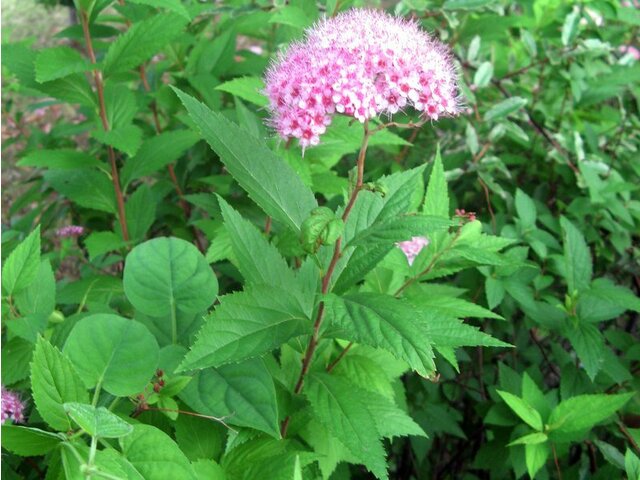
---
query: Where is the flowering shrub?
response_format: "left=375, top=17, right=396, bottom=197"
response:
left=2, top=1, right=639, bottom=479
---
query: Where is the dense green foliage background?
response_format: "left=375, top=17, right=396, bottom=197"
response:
left=1, top=0, right=639, bottom=479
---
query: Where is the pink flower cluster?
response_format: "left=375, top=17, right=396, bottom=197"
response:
left=397, top=236, right=430, bottom=266
left=1, top=386, right=25, bottom=424
left=265, top=9, right=459, bottom=148
left=57, top=225, right=85, bottom=238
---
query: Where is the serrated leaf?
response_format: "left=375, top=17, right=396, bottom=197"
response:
left=103, top=13, right=188, bottom=76
left=125, top=184, right=156, bottom=241
left=325, top=293, right=435, bottom=377
left=85, top=231, right=127, bottom=260
left=172, top=88, right=317, bottom=233
left=92, top=124, right=143, bottom=157
left=515, top=189, right=536, bottom=230
left=15, top=260, right=55, bottom=317
left=180, top=358, right=280, bottom=438
left=35, top=46, right=90, bottom=82
left=64, top=402, right=133, bottom=438
left=408, top=294, right=503, bottom=320
left=473, top=61, right=494, bottom=88
left=416, top=309, right=511, bottom=348
left=560, top=216, right=592, bottom=293
left=443, top=0, right=497, bottom=9
left=179, top=285, right=311, bottom=371
left=423, top=146, right=449, bottom=218
left=565, top=321, right=604, bottom=381
left=45, top=169, right=116, bottom=213
left=215, top=76, right=268, bottom=107
left=548, top=393, right=634, bottom=442
left=496, top=390, right=543, bottom=430
left=218, top=197, right=300, bottom=291
left=306, top=373, right=388, bottom=479
left=525, top=442, right=550, bottom=479
left=120, top=424, right=197, bottom=479
left=508, top=432, right=548, bottom=446
left=18, top=149, right=103, bottom=170
left=64, top=314, right=159, bottom=396
left=127, top=0, right=191, bottom=19
left=347, top=214, right=451, bottom=248
left=1, top=426, right=62, bottom=456
left=366, top=392, right=426, bottom=439
left=120, top=130, right=200, bottom=187
left=484, top=97, right=528, bottom=121
left=123, top=237, right=218, bottom=322
left=31, top=337, right=88, bottom=431
left=2, top=226, right=41, bottom=296
left=175, top=414, right=225, bottom=462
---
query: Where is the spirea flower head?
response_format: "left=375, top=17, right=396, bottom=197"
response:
left=265, top=9, right=460, bottom=148
left=397, top=236, right=430, bottom=266
left=1, top=386, right=25, bottom=424
left=57, top=225, right=85, bottom=238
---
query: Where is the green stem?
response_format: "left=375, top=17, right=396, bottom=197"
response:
left=92, top=380, right=103, bottom=407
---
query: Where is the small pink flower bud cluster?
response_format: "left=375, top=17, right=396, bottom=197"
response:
left=57, top=225, right=85, bottom=238
left=265, top=9, right=459, bottom=148
left=1, top=386, right=25, bottom=424
left=397, top=236, right=430, bottom=266
left=455, top=208, right=477, bottom=222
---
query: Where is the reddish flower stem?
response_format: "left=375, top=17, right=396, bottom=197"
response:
left=280, top=121, right=371, bottom=438
left=81, top=11, right=129, bottom=241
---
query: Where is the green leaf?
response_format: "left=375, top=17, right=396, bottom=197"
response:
left=548, top=393, right=634, bottom=442
left=180, top=358, right=280, bottom=438
left=625, top=449, right=640, bottom=480
left=366, top=392, right=426, bottom=439
left=92, top=124, right=143, bottom=157
left=515, top=189, right=536, bottom=230
left=179, top=285, right=311, bottom=371
left=508, top=432, right=548, bottom=446
left=120, top=424, right=197, bottom=479
left=64, top=314, right=159, bottom=396
left=64, top=403, right=133, bottom=438
left=423, top=146, right=449, bottom=218
left=562, top=8, right=580, bottom=46
left=120, top=130, right=200, bottom=187
left=325, top=293, right=436, bottom=377
left=85, top=231, right=127, bottom=260
left=347, top=215, right=451, bottom=248
left=565, top=321, right=604, bottom=381
left=35, top=46, right=90, bottom=83
left=525, top=442, right=550, bottom=479
left=127, top=0, right=191, bottom=19
left=172, top=88, right=317, bottom=233
left=215, top=76, right=268, bottom=107
left=125, top=184, right=156, bottom=241
left=405, top=305, right=510, bottom=348
left=496, top=390, right=543, bottom=430
left=15, top=260, right=56, bottom=318
left=31, top=337, right=89, bottom=431
left=175, top=414, right=225, bottom=462
left=2, top=226, right=40, bottom=296
left=39, top=73, right=96, bottom=107
left=123, top=237, right=218, bottom=321
left=473, top=61, right=494, bottom=88
left=45, top=169, right=116, bottom=213
left=306, top=373, right=388, bottom=480
left=17, top=149, right=103, bottom=170
left=1, top=426, right=62, bottom=456
left=560, top=216, right=592, bottom=293
left=484, top=97, right=528, bottom=121
left=269, top=6, right=313, bottom=29
left=103, top=13, right=188, bottom=76
left=218, top=197, right=299, bottom=291
left=407, top=294, right=503, bottom=320
left=443, top=0, right=497, bottom=9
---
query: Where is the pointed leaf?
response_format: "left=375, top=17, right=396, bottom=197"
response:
left=423, top=146, right=449, bottom=218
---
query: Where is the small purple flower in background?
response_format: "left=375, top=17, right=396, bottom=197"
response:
left=1, top=386, right=25, bottom=424
left=397, top=236, right=430, bottom=266
left=57, top=225, right=85, bottom=238
left=265, top=9, right=459, bottom=148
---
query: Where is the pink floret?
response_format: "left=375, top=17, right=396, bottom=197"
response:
left=264, top=9, right=460, bottom=148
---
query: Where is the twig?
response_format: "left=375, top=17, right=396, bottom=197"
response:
left=529, top=329, right=561, bottom=378
left=80, top=11, right=129, bottom=241
left=280, top=121, right=371, bottom=438
left=552, top=443, right=563, bottom=480
left=477, top=177, right=496, bottom=234
left=326, top=342, right=353, bottom=372
left=619, top=420, right=640, bottom=454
